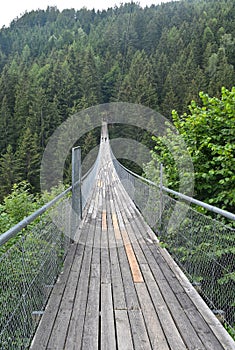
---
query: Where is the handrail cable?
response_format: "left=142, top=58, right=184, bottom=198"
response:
left=0, top=186, right=72, bottom=247
left=0, top=141, right=103, bottom=248
left=112, top=155, right=235, bottom=222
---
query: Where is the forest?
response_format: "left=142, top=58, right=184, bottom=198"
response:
left=0, top=0, right=234, bottom=214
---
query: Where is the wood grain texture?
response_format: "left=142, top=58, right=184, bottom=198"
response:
left=115, top=310, right=134, bottom=350
left=124, top=242, right=143, bottom=283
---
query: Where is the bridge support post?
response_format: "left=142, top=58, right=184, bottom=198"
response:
left=159, top=163, right=163, bottom=234
left=71, top=146, right=82, bottom=240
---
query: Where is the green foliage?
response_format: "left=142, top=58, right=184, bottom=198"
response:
left=224, top=323, right=235, bottom=340
left=0, top=182, right=39, bottom=256
left=146, top=87, right=235, bottom=333
left=119, top=50, right=158, bottom=108
left=0, top=182, right=38, bottom=233
left=173, top=87, right=235, bottom=210
left=0, top=181, right=69, bottom=256
left=0, top=145, right=19, bottom=199
left=146, top=87, right=235, bottom=212
left=0, top=0, right=234, bottom=198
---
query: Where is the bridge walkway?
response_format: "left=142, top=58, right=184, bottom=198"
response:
left=30, top=128, right=234, bottom=350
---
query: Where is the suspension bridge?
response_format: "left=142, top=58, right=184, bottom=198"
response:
left=0, top=123, right=235, bottom=349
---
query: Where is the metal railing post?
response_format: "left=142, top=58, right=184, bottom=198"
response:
left=159, top=163, right=163, bottom=233
left=72, top=146, right=82, bottom=239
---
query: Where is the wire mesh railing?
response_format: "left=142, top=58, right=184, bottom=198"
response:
left=0, top=144, right=100, bottom=349
left=112, top=157, right=161, bottom=227
left=160, top=196, right=235, bottom=332
left=113, top=157, right=235, bottom=335
left=0, top=193, right=72, bottom=349
left=81, top=145, right=101, bottom=210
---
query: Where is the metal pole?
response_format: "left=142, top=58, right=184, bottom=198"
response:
left=159, top=163, right=163, bottom=232
left=72, top=146, right=82, bottom=240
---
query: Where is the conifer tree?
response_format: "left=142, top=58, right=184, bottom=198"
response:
left=0, top=96, right=14, bottom=152
left=119, top=50, right=158, bottom=109
left=0, top=145, right=19, bottom=200
left=80, top=48, right=102, bottom=107
left=16, top=127, right=41, bottom=191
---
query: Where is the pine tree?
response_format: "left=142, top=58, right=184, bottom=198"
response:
left=119, top=50, right=158, bottom=109
left=207, top=48, right=235, bottom=96
left=102, top=60, right=122, bottom=103
left=13, top=71, right=31, bottom=142
left=0, top=145, right=19, bottom=200
left=80, top=48, right=102, bottom=107
left=16, top=127, right=41, bottom=192
left=0, top=96, right=14, bottom=152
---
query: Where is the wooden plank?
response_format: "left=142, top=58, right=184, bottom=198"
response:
left=92, top=191, right=102, bottom=264
left=31, top=209, right=93, bottom=349
left=131, top=239, right=147, bottom=265
left=97, top=179, right=102, bottom=187
left=114, top=186, right=141, bottom=245
left=88, top=199, right=95, bottom=215
left=135, top=282, right=170, bottom=350
left=126, top=212, right=206, bottom=349
left=115, top=310, right=134, bottom=350
left=114, top=186, right=131, bottom=217
left=110, top=249, right=127, bottom=310
left=140, top=263, right=188, bottom=350
left=81, top=264, right=100, bottom=350
left=113, top=185, right=144, bottom=284
left=112, top=212, right=122, bottom=240
left=121, top=228, right=129, bottom=245
left=125, top=214, right=202, bottom=347
left=101, top=246, right=111, bottom=284
left=107, top=201, right=116, bottom=250
left=117, top=246, right=140, bottom=310
left=139, top=241, right=206, bottom=350
left=112, top=183, right=144, bottom=284
left=159, top=243, right=235, bottom=350
left=101, top=283, right=116, bottom=350
left=81, top=181, right=102, bottom=349
left=111, top=179, right=142, bottom=308
left=118, top=191, right=150, bottom=260
left=46, top=242, right=87, bottom=349
left=102, top=210, right=107, bottom=231
left=107, top=192, right=127, bottom=311
left=147, top=242, right=225, bottom=350
left=86, top=219, right=95, bottom=248
left=128, top=212, right=223, bottom=349
left=101, top=200, right=111, bottom=284
left=64, top=246, right=93, bottom=349
left=128, top=310, right=152, bottom=350
left=116, top=209, right=126, bottom=232
left=124, top=242, right=143, bottom=283
left=30, top=243, right=77, bottom=349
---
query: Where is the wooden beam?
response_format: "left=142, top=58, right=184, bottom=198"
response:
left=122, top=230, right=143, bottom=283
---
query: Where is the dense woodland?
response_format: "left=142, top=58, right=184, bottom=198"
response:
left=0, top=0, right=234, bottom=211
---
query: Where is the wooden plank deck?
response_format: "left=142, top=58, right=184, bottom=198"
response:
left=30, top=131, right=235, bottom=350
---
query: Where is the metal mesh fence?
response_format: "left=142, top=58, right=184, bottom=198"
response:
left=0, top=196, right=71, bottom=349
left=113, top=158, right=235, bottom=334
left=0, top=143, right=100, bottom=349
left=160, top=195, right=235, bottom=330
left=82, top=149, right=101, bottom=210
left=112, top=157, right=161, bottom=228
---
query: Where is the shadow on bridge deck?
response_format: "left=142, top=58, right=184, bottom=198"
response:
left=30, top=125, right=234, bottom=350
